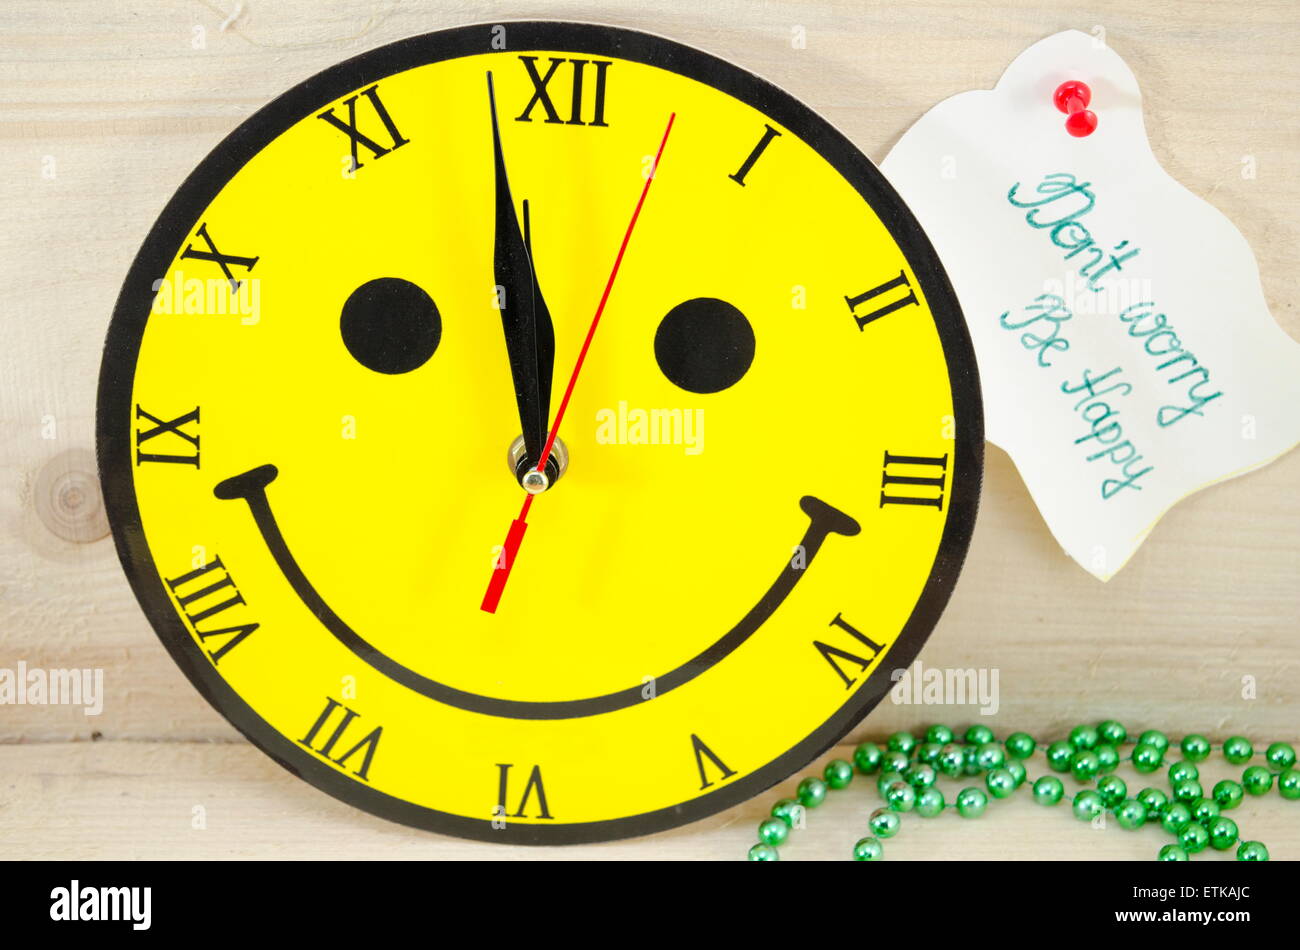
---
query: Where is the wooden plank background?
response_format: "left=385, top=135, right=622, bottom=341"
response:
left=1, top=0, right=1296, bottom=859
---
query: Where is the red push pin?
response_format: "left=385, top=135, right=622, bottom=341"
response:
left=1054, top=80, right=1098, bottom=137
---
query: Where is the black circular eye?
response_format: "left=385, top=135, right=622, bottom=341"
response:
left=340, top=277, right=441, bottom=374
left=653, top=297, right=755, bottom=394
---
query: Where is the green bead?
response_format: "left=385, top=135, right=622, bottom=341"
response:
left=986, top=768, right=1017, bottom=800
left=1069, top=724, right=1099, bottom=750
left=1047, top=741, right=1074, bottom=772
left=1005, top=732, right=1036, bottom=760
left=888, top=731, right=916, bottom=755
left=1265, top=742, right=1296, bottom=771
left=1208, top=817, right=1239, bottom=851
left=1070, top=750, right=1100, bottom=782
left=1160, top=802, right=1192, bottom=834
left=1096, top=774, right=1127, bottom=808
left=937, top=744, right=965, bottom=777
left=868, top=808, right=901, bottom=838
left=1191, top=797, right=1220, bottom=825
left=757, top=817, right=789, bottom=846
left=1157, top=844, right=1189, bottom=861
left=975, top=742, right=1005, bottom=771
left=1115, top=799, right=1147, bottom=830
left=1167, top=760, right=1199, bottom=784
left=1180, top=734, right=1211, bottom=762
left=771, top=798, right=805, bottom=829
left=1132, top=743, right=1163, bottom=773
left=876, top=771, right=903, bottom=796
left=1136, top=787, right=1169, bottom=819
left=925, top=724, right=955, bottom=745
left=962, top=745, right=983, bottom=776
left=823, top=758, right=854, bottom=790
left=748, top=843, right=779, bottom=861
left=1095, top=743, right=1120, bottom=773
left=915, top=786, right=945, bottom=817
left=955, top=787, right=987, bottom=818
left=852, top=836, right=885, bottom=861
left=915, top=742, right=944, bottom=765
left=1137, top=730, right=1169, bottom=753
left=1279, top=768, right=1300, bottom=800
left=1033, top=776, right=1065, bottom=805
left=853, top=742, right=883, bottom=774
left=1004, top=760, right=1027, bottom=788
left=903, top=764, right=937, bottom=789
left=1098, top=720, right=1127, bottom=745
left=1072, top=790, right=1104, bottom=821
left=1179, top=822, right=1209, bottom=854
left=1171, top=779, right=1202, bottom=804
left=881, top=750, right=910, bottom=774
left=1222, top=736, right=1253, bottom=765
left=1237, top=840, right=1269, bottom=862
left=1212, top=780, right=1244, bottom=810
left=1242, top=766, right=1273, bottom=796
left=885, top=781, right=917, bottom=813
left=964, top=724, right=995, bottom=746
left=797, top=776, right=828, bottom=808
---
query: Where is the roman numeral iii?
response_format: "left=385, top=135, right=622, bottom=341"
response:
left=316, top=84, right=409, bottom=172
left=846, top=269, right=919, bottom=330
left=515, top=56, right=610, bottom=126
left=880, top=451, right=948, bottom=510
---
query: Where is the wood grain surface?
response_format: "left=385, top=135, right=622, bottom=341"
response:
left=1, top=0, right=1296, bottom=859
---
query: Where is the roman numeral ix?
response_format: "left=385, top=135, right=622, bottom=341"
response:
left=135, top=404, right=200, bottom=467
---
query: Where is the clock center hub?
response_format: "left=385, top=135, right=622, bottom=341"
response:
left=507, top=434, right=568, bottom=493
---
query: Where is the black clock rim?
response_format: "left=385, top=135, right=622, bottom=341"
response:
left=96, top=19, right=984, bottom=846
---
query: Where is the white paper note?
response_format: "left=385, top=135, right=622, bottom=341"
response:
left=881, top=29, right=1300, bottom=580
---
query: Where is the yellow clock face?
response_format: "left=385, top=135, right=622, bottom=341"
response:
left=98, top=22, right=982, bottom=843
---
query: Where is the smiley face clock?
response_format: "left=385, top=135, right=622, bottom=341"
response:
left=97, top=21, right=982, bottom=843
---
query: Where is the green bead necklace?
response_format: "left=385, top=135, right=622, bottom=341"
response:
left=746, top=724, right=1297, bottom=861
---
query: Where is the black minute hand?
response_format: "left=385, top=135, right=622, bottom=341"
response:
left=487, top=72, right=555, bottom=485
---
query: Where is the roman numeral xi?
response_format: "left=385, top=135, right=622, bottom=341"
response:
left=317, top=84, right=409, bottom=172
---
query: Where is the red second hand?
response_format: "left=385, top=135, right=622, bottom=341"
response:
left=481, top=112, right=676, bottom=614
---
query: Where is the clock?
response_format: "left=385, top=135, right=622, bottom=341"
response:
left=97, top=21, right=982, bottom=844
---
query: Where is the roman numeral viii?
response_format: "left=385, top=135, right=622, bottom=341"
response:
left=300, top=697, right=383, bottom=782
left=135, top=404, right=199, bottom=467
left=515, top=56, right=610, bottom=127
left=881, top=451, right=948, bottom=510
left=164, top=555, right=258, bottom=664
left=846, top=269, right=919, bottom=330
left=316, top=84, right=409, bottom=172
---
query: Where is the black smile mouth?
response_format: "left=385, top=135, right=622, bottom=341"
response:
left=214, top=464, right=860, bottom=720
